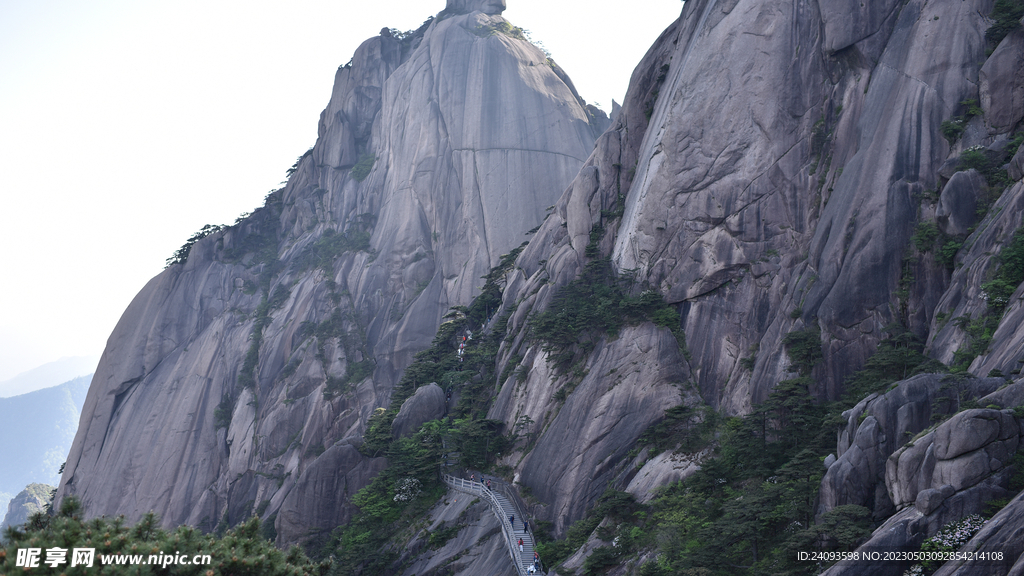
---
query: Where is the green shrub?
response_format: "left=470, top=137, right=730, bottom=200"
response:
left=293, top=220, right=375, bottom=274
left=782, top=325, right=823, bottom=375
left=941, top=119, right=966, bottom=142
left=351, top=154, right=376, bottom=182
left=530, top=227, right=682, bottom=374
left=939, top=236, right=965, bottom=269
left=912, top=222, right=940, bottom=252
left=165, top=224, right=224, bottom=267
left=987, top=0, right=1024, bottom=45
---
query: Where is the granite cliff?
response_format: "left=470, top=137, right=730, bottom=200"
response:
left=57, top=0, right=600, bottom=546
left=53, top=0, right=1024, bottom=573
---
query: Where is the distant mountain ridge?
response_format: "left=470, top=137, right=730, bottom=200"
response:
left=0, top=356, right=98, bottom=398
left=0, top=375, right=91, bottom=517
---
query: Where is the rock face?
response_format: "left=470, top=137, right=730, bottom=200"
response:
left=476, top=0, right=1024, bottom=541
left=980, top=29, right=1024, bottom=133
left=0, top=483, right=54, bottom=532
left=817, top=375, right=1003, bottom=519
left=937, top=170, right=985, bottom=236
left=887, top=408, right=1019, bottom=512
left=391, top=383, right=446, bottom=438
left=820, top=386, right=1024, bottom=576
left=56, top=1, right=599, bottom=546
left=50, top=0, right=1024, bottom=571
left=397, top=492, right=514, bottom=576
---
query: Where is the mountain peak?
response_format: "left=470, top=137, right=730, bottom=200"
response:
left=445, top=0, right=506, bottom=15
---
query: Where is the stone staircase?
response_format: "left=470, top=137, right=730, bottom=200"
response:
left=442, top=473, right=543, bottom=575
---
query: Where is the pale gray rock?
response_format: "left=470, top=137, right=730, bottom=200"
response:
left=819, top=0, right=901, bottom=54
left=915, top=487, right=944, bottom=515
left=275, top=441, right=387, bottom=544
left=937, top=170, right=985, bottom=236
left=55, top=5, right=597, bottom=547
left=932, top=408, right=1016, bottom=460
left=445, top=0, right=506, bottom=15
left=397, top=491, right=514, bottom=576
left=980, top=29, right=1024, bottom=133
left=818, top=374, right=1002, bottom=519
left=822, top=476, right=1014, bottom=576
left=932, top=490, right=1024, bottom=576
left=981, top=380, right=1024, bottom=409
left=490, top=324, right=692, bottom=533
left=0, top=483, right=53, bottom=532
left=1011, top=145, right=1024, bottom=181
left=624, top=449, right=703, bottom=503
left=595, top=0, right=993, bottom=410
left=824, top=453, right=837, bottom=468
left=887, top=409, right=1019, bottom=510
left=391, top=382, right=445, bottom=438
left=928, top=181, right=1024, bottom=374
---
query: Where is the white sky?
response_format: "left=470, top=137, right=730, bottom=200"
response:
left=0, top=0, right=683, bottom=381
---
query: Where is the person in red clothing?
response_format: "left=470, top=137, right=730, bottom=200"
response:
left=518, top=537, right=524, bottom=552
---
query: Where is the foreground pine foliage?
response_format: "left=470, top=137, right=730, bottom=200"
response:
left=0, top=497, right=327, bottom=575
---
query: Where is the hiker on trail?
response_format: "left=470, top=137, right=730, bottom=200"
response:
left=524, top=519, right=529, bottom=533
left=518, top=537, right=524, bottom=552
left=510, top=514, right=514, bottom=526
left=486, top=479, right=491, bottom=491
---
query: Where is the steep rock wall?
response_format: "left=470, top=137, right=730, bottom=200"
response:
left=478, top=0, right=1024, bottom=544
left=56, top=1, right=599, bottom=546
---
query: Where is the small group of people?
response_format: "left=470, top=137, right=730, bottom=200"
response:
left=528, top=555, right=541, bottom=574
left=509, top=515, right=528, bottom=533
left=465, top=472, right=540, bottom=572
left=456, top=332, right=472, bottom=362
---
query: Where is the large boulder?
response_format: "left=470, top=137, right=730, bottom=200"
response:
left=980, top=28, right=1024, bottom=132
left=936, top=170, right=985, bottom=236
left=392, top=383, right=446, bottom=438
left=886, top=409, right=1019, bottom=511
left=1010, top=144, right=1024, bottom=181
left=818, top=375, right=1003, bottom=519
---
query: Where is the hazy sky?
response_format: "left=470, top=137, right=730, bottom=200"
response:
left=0, top=0, right=683, bottom=381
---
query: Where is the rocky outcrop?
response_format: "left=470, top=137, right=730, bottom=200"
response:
left=392, top=383, right=446, bottom=438
left=56, top=0, right=600, bottom=546
left=466, top=0, right=1024, bottom=543
left=820, top=398, right=1024, bottom=576
left=397, top=491, right=514, bottom=576
left=980, top=29, right=1024, bottom=133
left=1010, top=145, right=1024, bottom=181
left=818, top=375, right=1003, bottom=519
left=927, top=179, right=1024, bottom=374
left=492, top=324, right=693, bottom=532
left=0, top=483, right=53, bottom=532
left=937, top=170, right=986, bottom=236
left=887, top=408, right=1019, bottom=512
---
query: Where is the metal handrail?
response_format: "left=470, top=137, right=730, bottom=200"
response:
left=442, top=473, right=532, bottom=576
